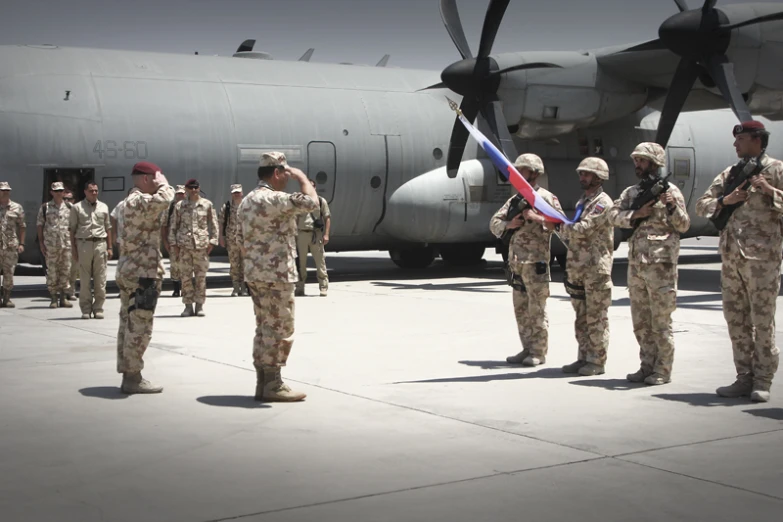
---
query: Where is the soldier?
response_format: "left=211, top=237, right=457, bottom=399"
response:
left=295, top=179, right=331, bottom=297
left=219, top=184, right=247, bottom=297
left=161, top=185, right=186, bottom=297
left=695, top=121, right=783, bottom=402
left=0, top=181, right=26, bottom=308
left=237, top=151, right=318, bottom=402
left=168, top=178, right=218, bottom=317
left=63, top=189, right=79, bottom=302
left=607, top=142, right=690, bottom=385
left=36, top=182, right=73, bottom=309
left=558, top=157, right=615, bottom=376
left=116, top=161, right=174, bottom=394
left=490, top=153, right=562, bottom=367
left=69, top=181, right=112, bottom=319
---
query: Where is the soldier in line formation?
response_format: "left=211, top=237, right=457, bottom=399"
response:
left=493, top=121, right=782, bottom=403
left=0, top=181, right=25, bottom=308
left=219, top=184, right=248, bottom=297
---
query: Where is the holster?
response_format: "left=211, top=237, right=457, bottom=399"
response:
left=506, top=269, right=526, bottom=293
left=128, top=277, right=159, bottom=313
left=563, top=271, right=585, bottom=301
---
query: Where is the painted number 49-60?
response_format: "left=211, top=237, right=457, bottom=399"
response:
left=93, top=140, right=148, bottom=160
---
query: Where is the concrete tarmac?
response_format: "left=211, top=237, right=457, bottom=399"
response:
left=1, top=237, right=782, bottom=521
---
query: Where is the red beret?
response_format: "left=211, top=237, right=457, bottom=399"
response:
left=733, top=120, right=768, bottom=136
left=131, top=161, right=161, bottom=175
left=185, top=178, right=199, bottom=188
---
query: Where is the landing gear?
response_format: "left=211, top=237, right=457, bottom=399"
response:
left=389, top=246, right=436, bottom=269
left=438, top=244, right=486, bottom=266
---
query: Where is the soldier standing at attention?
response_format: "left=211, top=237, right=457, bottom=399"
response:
left=607, top=142, right=690, bottom=386
left=63, top=189, right=79, bottom=302
left=696, top=121, right=783, bottom=403
left=161, top=185, right=186, bottom=297
left=168, top=178, right=218, bottom=317
left=0, top=182, right=26, bottom=308
left=238, top=152, right=318, bottom=402
left=116, top=162, right=174, bottom=394
left=295, top=179, right=331, bottom=297
left=37, top=182, right=73, bottom=309
left=219, top=184, right=247, bottom=297
left=490, top=153, right=562, bottom=368
left=70, top=181, right=112, bottom=319
left=558, top=157, right=615, bottom=376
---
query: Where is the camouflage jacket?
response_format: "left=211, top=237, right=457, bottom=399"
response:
left=118, top=185, right=175, bottom=280
left=557, top=188, right=615, bottom=277
left=168, top=197, right=219, bottom=250
left=36, top=201, right=72, bottom=250
left=607, top=182, right=690, bottom=265
left=219, top=199, right=242, bottom=245
left=695, top=154, right=783, bottom=261
left=237, top=182, right=318, bottom=283
left=490, top=186, right=562, bottom=266
left=0, top=200, right=25, bottom=250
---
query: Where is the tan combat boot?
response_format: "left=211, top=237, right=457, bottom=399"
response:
left=49, top=293, right=58, bottom=309
left=627, top=368, right=652, bottom=383
left=751, top=388, right=771, bottom=402
left=506, top=349, right=530, bottom=364
left=121, top=372, right=163, bottom=394
left=254, top=367, right=265, bottom=401
left=195, top=303, right=205, bottom=317
left=644, top=373, right=671, bottom=385
left=522, top=355, right=545, bottom=367
left=59, top=293, right=73, bottom=308
left=260, top=367, right=306, bottom=402
left=181, top=304, right=194, bottom=317
left=578, top=363, right=605, bottom=376
left=716, top=380, right=752, bottom=398
left=562, top=360, right=587, bottom=373
left=0, top=289, right=11, bottom=308
left=319, top=285, right=327, bottom=297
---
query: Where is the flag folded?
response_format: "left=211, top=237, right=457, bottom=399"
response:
left=447, top=98, right=583, bottom=225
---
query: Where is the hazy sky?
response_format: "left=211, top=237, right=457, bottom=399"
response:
left=0, top=0, right=766, bottom=70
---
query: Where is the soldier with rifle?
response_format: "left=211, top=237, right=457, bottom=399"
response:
left=696, top=121, right=783, bottom=403
left=607, top=142, right=690, bottom=386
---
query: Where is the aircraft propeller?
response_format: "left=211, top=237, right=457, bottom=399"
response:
left=633, top=0, right=783, bottom=147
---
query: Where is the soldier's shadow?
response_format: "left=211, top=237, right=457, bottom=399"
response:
left=569, top=379, right=645, bottom=391
left=196, top=395, right=271, bottom=409
left=78, top=387, right=129, bottom=400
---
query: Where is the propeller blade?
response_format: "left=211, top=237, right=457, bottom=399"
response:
left=619, top=39, right=667, bottom=53
left=720, top=11, right=783, bottom=31
left=446, top=98, right=480, bottom=177
left=655, top=58, right=701, bottom=147
left=236, top=39, right=255, bottom=53
left=477, top=0, right=511, bottom=59
left=479, top=97, right=518, bottom=163
left=706, top=55, right=752, bottom=122
left=439, top=0, right=473, bottom=59
left=674, top=0, right=688, bottom=13
left=298, top=48, right=315, bottom=62
left=702, top=0, right=717, bottom=14
left=417, top=82, right=448, bottom=91
left=495, top=62, right=564, bottom=75
left=376, top=54, right=391, bottom=67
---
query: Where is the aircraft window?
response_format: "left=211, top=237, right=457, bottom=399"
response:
left=433, top=148, right=443, bottom=160
left=674, top=159, right=690, bottom=179
left=370, top=176, right=382, bottom=189
left=543, top=106, right=559, bottom=120
left=316, top=171, right=328, bottom=184
left=593, top=139, right=604, bottom=156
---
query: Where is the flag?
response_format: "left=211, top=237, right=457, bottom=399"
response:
left=447, top=98, right=583, bottom=225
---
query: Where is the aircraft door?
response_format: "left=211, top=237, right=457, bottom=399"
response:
left=667, top=147, right=696, bottom=208
left=307, top=141, right=336, bottom=202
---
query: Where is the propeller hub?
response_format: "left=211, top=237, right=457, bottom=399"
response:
left=441, top=57, right=500, bottom=98
left=658, top=8, right=730, bottom=60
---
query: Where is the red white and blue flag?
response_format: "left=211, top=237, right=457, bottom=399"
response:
left=448, top=98, right=583, bottom=224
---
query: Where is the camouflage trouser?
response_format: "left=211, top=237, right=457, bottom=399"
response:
left=0, top=248, right=18, bottom=290
left=169, top=248, right=181, bottom=281
left=179, top=248, right=209, bottom=305
left=45, top=247, right=71, bottom=294
left=511, top=262, right=550, bottom=358
left=628, top=262, right=677, bottom=378
left=227, top=241, right=244, bottom=285
left=76, top=239, right=108, bottom=315
left=247, top=281, right=295, bottom=368
left=116, top=274, right=161, bottom=374
left=66, top=256, right=79, bottom=297
left=721, top=254, right=781, bottom=388
left=568, top=272, right=612, bottom=366
left=296, top=230, right=328, bottom=290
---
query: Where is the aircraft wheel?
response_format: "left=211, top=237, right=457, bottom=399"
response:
left=439, top=244, right=486, bottom=266
left=389, top=247, right=436, bottom=269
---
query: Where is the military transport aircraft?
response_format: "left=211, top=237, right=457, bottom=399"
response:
left=1, top=0, right=782, bottom=269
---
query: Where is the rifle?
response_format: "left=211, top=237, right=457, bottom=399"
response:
left=629, top=172, right=672, bottom=230
left=500, top=194, right=526, bottom=246
left=710, top=156, right=764, bottom=231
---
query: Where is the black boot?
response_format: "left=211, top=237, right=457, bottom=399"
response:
left=171, top=280, right=181, bottom=297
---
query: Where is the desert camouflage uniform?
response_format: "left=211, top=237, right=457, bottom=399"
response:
left=558, top=188, right=614, bottom=368
left=238, top=181, right=318, bottom=369
left=696, top=154, right=783, bottom=393
left=608, top=183, right=690, bottom=382
left=37, top=201, right=72, bottom=296
left=168, top=198, right=218, bottom=306
left=0, top=199, right=25, bottom=300
left=490, top=186, right=563, bottom=362
left=161, top=201, right=181, bottom=281
left=219, top=199, right=244, bottom=290
left=116, top=185, right=174, bottom=375
left=296, top=196, right=331, bottom=295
